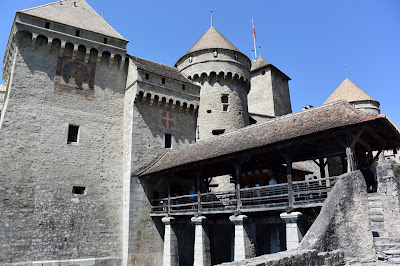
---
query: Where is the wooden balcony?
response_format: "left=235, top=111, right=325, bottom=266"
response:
left=150, top=176, right=339, bottom=216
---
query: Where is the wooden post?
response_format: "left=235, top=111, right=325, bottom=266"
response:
left=319, top=158, right=326, bottom=178
left=346, top=147, right=355, bottom=173
left=286, top=161, right=294, bottom=210
left=234, top=164, right=242, bottom=211
left=167, top=177, right=171, bottom=215
left=196, top=172, right=201, bottom=213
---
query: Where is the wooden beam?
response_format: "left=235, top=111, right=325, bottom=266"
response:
left=350, top=128, right=365, bottom=149
left=367, top=127, right=387, bottom=147
left=319, top=158, right=326, bottom=178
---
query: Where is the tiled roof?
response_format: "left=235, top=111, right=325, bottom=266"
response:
left=185, top=27, right=240, bottom=56
left=130, top=55, right=196, bottom=85
left=250, top=57, right=270, bottom=72
left=324, top=79, right=378, bottom=104
left=19, top=0, right=126, bottom=40
left=139, top=101, right=391, bottom=176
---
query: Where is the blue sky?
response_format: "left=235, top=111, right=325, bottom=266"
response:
left=2, top=0, right=400, bottom=126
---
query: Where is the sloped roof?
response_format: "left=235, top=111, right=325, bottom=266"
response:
left=19, top=0, right=126, bottom=40
left=325, top=79, right=378, bottom=104
left=250, top=57, right=270, bottom=72
left=185, top=27, right=240, bottom=55
left=130, top=55, right=197, bottom=85
left=139, top=101, right=399, bottom=176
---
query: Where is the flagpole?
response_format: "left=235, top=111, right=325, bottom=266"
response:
left=252, top=19, right=257, bottom=59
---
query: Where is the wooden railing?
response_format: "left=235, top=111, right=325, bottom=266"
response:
left=151, top=176, right=338, bottom=215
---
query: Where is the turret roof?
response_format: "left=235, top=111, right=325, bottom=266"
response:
left=19, top=0, right=126, bottom=41
left=185, top=27, right=240, bottom=55
left=250, top=57, right=270, bottom=72
left=324, top=79, right=378, bottom=104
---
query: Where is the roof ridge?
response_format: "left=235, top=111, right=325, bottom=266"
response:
left=136, top=150, right=169, bottom=176
left=20, top=0, right=57, bottom=13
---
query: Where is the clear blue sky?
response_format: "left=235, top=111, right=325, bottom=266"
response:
left=2, top=0, right=400, bottom=126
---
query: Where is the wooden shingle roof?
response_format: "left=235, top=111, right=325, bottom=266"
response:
left=325, top=79, right=378, bottom=104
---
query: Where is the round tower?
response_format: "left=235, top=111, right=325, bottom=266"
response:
left=325, top=79, right=380, bottom=115
left=175, top=27, right=251, bottom=140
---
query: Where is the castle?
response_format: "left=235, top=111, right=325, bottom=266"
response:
left=1, top=0, right=400, bottom=265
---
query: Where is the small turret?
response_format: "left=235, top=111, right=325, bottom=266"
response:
left=325, top=79, right=380, bottom=115
left=175, top=27, right=251, bottom=140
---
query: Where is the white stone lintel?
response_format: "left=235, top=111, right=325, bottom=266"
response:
left=280, top=211, right=302, bottom=222
left=191, top=216, right=207, bottom=224
left=229, top=214, right=248, bottom=224
left=162, top=216, right=175, bottom=225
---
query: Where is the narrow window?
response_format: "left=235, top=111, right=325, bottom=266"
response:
left=103, top=37, right=108, bottom=44
left=45, top=22, right=50, bottom=29
left=182, top=84, right=186, bottom=90
left=72, top=186, right=85, bottom=195
left=213, top=49, right=218, bottom=57
left=212, top=129, right=225, bottom=135
left=189, top=54, right=193, bottom=63
left=234, top=52, right=238, bottom=60
left=222, top=104, right=229, bottom=112
left=75, top=30, right=80, bottom=37
left=165, top=134, right=172, bottom=148
left=67, top=125, right=79, bottom=144
left=145, top=73, right=149, bottom=80
left=162, top=78, right=165, bottom=84
left=207, top=110, right=211, bottom=113
left=221, top=95, right=229, bottom=104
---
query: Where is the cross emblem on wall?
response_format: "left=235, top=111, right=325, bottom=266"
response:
left=161, top=111, right=175, bottom=129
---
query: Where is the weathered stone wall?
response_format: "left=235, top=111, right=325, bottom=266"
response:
left=271, top=69, right=291, bottom=116
left=299, top=170, right=376, bottom=263
left=377, top=162, right=400, bottom=237
left=0, top=30, right=126, bottom=264
left=248, top=67, right=275, bottom=117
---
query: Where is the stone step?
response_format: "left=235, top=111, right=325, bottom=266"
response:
left=370, top=215, right=385, bottom=222
left=374, top=237, right=400, bottom=245
left=389, top=258, right=400, bottom=264
left=368, top=196, right=381, bottom=202
left=368, top=208, right=384, bottom=216
left=375, top=244, right=400, bottom=252
left=369, top=201, right=383, bottom=208
left=383, top=249, right=400, bottom=255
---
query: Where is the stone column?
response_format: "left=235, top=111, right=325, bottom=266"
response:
left=229, top=214, right=256, bottom=261
left=162, top=217, right=178, bottom=266
left=191, top=216, right=211, bottom=266
left=280, top=212, right=303, bottom=250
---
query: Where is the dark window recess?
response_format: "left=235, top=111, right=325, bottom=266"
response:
left=212, top=129, right=225, bottom=135
left=162, top=78, right=165, bottom=84
left=261, top=70, right=266, bottom=75
left=207, top=110, right=211, bottom=113
left=103, top=37, right=108, bottom=44
left=72, top=186, right=85, bottom=195
left=165, top=134, right=172, bottom=148
left=182, top=84, right=186, bottom=90
left=223, top=104, right=229, bottom=112
left=45, top=22, right=50, bottom=29
left=145, top=73, right=149, bottom=80
left=75, top=30, right=80, bottom=37
left=67, top=125, right=79, bottom=144
left=221, top=95, right=228, bottom=103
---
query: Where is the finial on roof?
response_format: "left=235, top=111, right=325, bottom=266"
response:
left=211, top=10, right=213, bottom=27
left=251, top=48, right=254, bottom=61
left=259, top=45, right=262, bottom=58
left=344, top=65, right=348, bottom=80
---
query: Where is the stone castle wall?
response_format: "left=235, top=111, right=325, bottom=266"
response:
left=0, top=29, right=126, bottom=264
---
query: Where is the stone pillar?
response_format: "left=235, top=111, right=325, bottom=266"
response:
left=191, top=216, right=211, bottom=266
left=280, top=212, right=303, bottom=250
left=162, top=217, right=178, bottom=266
left=229, top=214, right=256, bottom=261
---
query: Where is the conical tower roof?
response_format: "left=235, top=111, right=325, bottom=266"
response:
left=324, top=79, right=378, bottom=104
left=19, top=0, right=126, bottom=40
left=185, top=27, right=240, bottom=55
left=250, top=57, right=270, bottom=72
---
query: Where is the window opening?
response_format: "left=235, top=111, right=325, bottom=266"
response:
left=182, top=84, right=186, bottom=90
left=261, top=70, right=265, bottom=75
left=234, top=52, right=238, bottom=60
left=212, top=129, right=225, bottom=135
left=162, top=78, right=165, bottom=84
left=213, top=49, right=218, bottom=57
left=67, top=125, right=79, bottom=144
left=165, top=134, right=172, bottom=148
left=189, top=54, right=193, bottom=63
left=45, top=22, right=50, bottom=29
left=222, top=104, right=229, bottom=112
left=103, top=37, right=108, bottom=44
left=207, top=110, right=211, bottom=113
left=75, top=30, right=80, bottom=37
left=145, top=73, right=149, bottom=80
left=221, top=95, right=229, bottom=104
left=72, top=186, right=85, bottom=195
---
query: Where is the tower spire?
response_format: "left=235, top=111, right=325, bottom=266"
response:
left=259, top=45, right=262, bottom=58
left=344, top=65, right=348, bottom=80
left=211, top=10, right=213, bottom=27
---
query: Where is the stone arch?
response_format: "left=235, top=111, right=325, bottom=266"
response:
left=64, top=42, right=74, bottom=58
left=101, top=51, right=111, bottom=65
left=200, top=72, right=208, bottom=84
left=89, top=48, right=98, bottom=64
left=77, top=45, right=86, bottom=61
left=50, top=38, right=62, bottom=53
left=113, top=54, right=122, bottom=67
left=16, top=30, right=32, bottom=46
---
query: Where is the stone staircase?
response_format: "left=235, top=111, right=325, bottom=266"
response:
left=368, top=193, right=400, bottom=264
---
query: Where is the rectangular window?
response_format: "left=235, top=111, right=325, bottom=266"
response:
left=104, top=37, right=108, bottom=44
left=182, top=84, right=186, bottom=90
left=221, top=95, right=229, bottom=103
left=45, top=22, right=50, bottom=29
left=72, top=186, right=85, bottom=195
left=145, top=73, right=149, bottom=80
left=222, top=104, right=229, bottom=112
left=162, top=78, right=165, bottom=84
left=67, top=125, right=79, bottom=144
left=75, top=30, right=80, bottom=37
left=165, top=133, right=172, bottom=148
